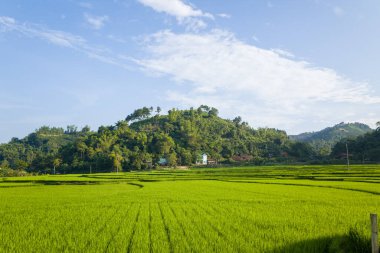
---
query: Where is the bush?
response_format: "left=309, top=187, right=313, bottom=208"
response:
left=0, top=167, right=28, bottom=177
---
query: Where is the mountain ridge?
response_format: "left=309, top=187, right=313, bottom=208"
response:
left=289, top=122, right=373, bottom=156
left=290, top=122, right=372, bottom=142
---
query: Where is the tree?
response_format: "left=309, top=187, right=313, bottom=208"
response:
left=65, top=125, right=78, bottom=134
left=233, top=116, right=242, bottom=125
left=178, top=148, right=192, bottom=165
left=126, top=107, right=152, bottom=122
left=53, top=158, right=62, bottom=175
left=98, top=134, right=115, bottom=153
left=109, top=145, right=123, bottom=173
left=167, top=152, right=177, bottom=167
left=76, top=139, right=87, bottom=160
left=287, top=142, right=314, bottom=161
left=15, top=160, right=29, bottom=170
left=0, top=160, right=10, bottom=169
left=156, top=106, right=162, bottom=115
left=208, top=107, right=219, bottom=117
left=198, top=105, right=210, bottom=113
left=81, top=125, right=91, bottom=133
left=87, top=147, right=96, bottom=174
left=153, top=133, right=174, bottom=155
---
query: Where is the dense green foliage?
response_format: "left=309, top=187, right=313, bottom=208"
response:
left=1, top=165, right=379, bottom=252
left=0, top=106, right=317, bottom=174
left=0, top=125, right=88, bottom=174
left=0, top=167, right=27, bottom=177
left=332, top=125, right=380, bottom=162
left=0, top=107, right=377, bottom=174
left=290, top=122, right=373, bottom=156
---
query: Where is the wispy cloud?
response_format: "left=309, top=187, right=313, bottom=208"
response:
left=217, top=13, right=231, bottom=19
left=0, top=16, right=85, bottom=47
left=136, top=29, right=380, bottom=132
left=84, top=13, right=109, bottom=30
left=252, top=35, right=260, bottom=42
left=138, top=0, right=211, bottom=19
left=0, top=16, right=133, bottom=70
left=137, top=0, right=213, bottom=31
left=271, top=48, right=294, bottom=58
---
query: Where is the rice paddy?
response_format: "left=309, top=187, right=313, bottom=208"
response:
left=1, top=165, right=379, bottom=252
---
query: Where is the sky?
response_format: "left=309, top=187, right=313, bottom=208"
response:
left=1, top=0, right=380, bottom=143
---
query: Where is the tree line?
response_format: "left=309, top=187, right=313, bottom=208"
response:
left=0, top=106, right=378, bottom=175
left=331, top=122, right=380, bottom=163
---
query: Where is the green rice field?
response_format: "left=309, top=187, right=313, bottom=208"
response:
left=1, top=165, right=379, bottom=252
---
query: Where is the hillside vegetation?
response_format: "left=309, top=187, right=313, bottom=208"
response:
left=290, top=122, right=372, bottom=156
left=0, top=106, right=378, bottom=174
left=332, top=125, right=380, bottom=162
left=0, top=106, right=311, bottom=174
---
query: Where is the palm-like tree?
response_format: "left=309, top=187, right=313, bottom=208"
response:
left=53, top=158, right=61, bottom=175
left=109, top=145, right=123, bottom=173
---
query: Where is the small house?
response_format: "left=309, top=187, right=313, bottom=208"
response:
left=196, top=153, right=208, bottom=165
left=202, top=154, right=207, bottom=165
left=207, top=158, right=218, bottom=165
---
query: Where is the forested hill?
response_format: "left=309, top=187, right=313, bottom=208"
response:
left=290, top=122, right=372, bottom=142
left=0, top=106, right=316, bottom=174
left=289, top=122, right=372, bottom=156
left=332, top=126, right=380, bottom=162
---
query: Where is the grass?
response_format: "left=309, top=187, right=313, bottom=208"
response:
left=0, top=165, right=379, bottom=252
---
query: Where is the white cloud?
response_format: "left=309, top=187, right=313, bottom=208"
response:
left=217, top=13, right=231, bottom=19
left=138, top=0, right=213, bottom=31
left=252, top=35, right=260, bottom=42
left=137, top=30, right=380, bottom=133
left=180, top=18, right=207, bottom=32
left=271, top=48, right=294, bottom=58
left=0, top=16, right=85, bottom=47
left=0, top=16, right=15, bottom=31
left=138, top=0, right=209, bottom=18
left=84, top=13, right=109, bottom=30
left=0, top=16, right=133, bottom=70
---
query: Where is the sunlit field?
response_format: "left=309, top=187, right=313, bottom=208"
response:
left=1, top=165, right=379, bottom=252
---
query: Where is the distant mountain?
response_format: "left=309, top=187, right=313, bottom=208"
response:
left=290, top=122, right=372, bottom=142
left=331, top=127, right=380, bottom=162
left=290, top=122, right=373, bottom=156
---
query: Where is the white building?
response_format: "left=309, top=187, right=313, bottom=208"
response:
left=201, top=153, right=207, bottom=165
left=195, top=153, right=208, bottom=165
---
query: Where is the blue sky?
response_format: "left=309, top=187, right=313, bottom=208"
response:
left=1, top=0, right=379, bottom=143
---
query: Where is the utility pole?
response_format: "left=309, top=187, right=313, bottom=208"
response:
left=339, top=128, right=350, bottom=170
left=371, top=214, right=379, bottom=253
left=346, top=142, right=350, bottom=169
